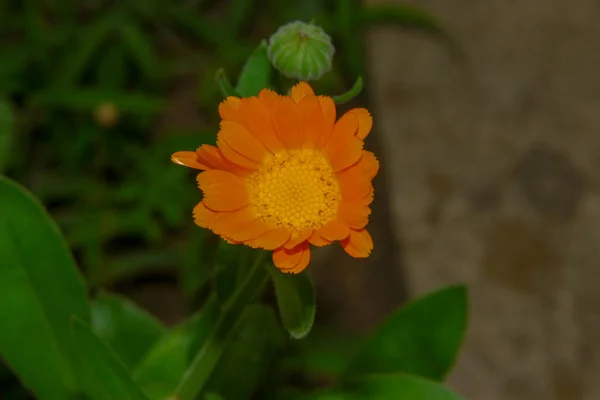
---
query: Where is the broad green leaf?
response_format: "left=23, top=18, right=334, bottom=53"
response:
left=31, top=88, right=164, bottom=114
left=204, top=305, right=286, bottom=400
left=342, top=285, right=468, bottom=381
left=302, top=373, right=465, bottom=400
left=283, top=330, right=363, bottom=379
left=0, top=100, right=14, bottom=171
left=133, top=316, right=198, bottom=400
left=72, top=318, right=149, bottom=400
left=269, top=265, right=316, bottom=339
left=91, top=292, right=166, bottom=370
left=235, top=41, right=272, bottom=97
left=0, top=176, right=90, bottom=400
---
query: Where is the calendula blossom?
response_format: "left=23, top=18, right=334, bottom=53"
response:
left=172, top=82, right=378, bottom=273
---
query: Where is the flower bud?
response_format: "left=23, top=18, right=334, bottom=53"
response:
left=267, top=21, right=335, bottom=81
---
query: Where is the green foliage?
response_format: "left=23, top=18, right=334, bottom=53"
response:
left=0, top=2, right=465, bottom=400
left=0, top=177, right=89, bottom=400
left=91, top=292, right=167, bottom=370
left=269, top=265, right=317, bottom=339
left=342, top=285, right=468, bottom=381
left=72, top=318, right=149, bottom=400
left=204, top=305, right=287, bottom=399
left=300, top=373, right=465, bottom=400
left=133, top=319, right=196, bottom=399
left=235, top=41, right=273, bottom=97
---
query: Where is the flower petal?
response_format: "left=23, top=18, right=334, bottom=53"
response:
left=348, top=108, right=373, bottom=140
left=337, top=167, right=372, bottom=200
left=308, top=231, right=332, bottom=247
left=338, top=201, right=371, bottom=229
left=197, top=170, right=248, bottom=211
left=258, top=88, right=280, bottom=109
left=193, top=202, right=216, bottom=228
left=246, top=228, right=291, bottom=250
left=273, top=242, right=310, bottom=274
left=341, top=228, right=373, bottom=258
left=219, top=120, right=269, bottom=162
left=324, top=111, right=358, bottom=153
left=291, top=82, right=315, bottom=104
left=316, top=96, right=336, bottom=147
left=316, top=220, right=350, bottom=241
left=219, top=97, right=241, bottom=121
left=194, top=145, right=251, bottom=175
left=217, top=137, right=260, bottom=170
left=357, top=150, right=379, bottom=180
left=328, top=136, right=364, bottom=172
left=172, top=151, right=207, bottom=170
left=238, top=97, right=286, bottom=154
left=298, top=95, right=325, bottom=149
left=272, top=96, right=303, bottom=150
left=229, top=220, right=276, bottom=243
left=284, top=230, right=312, bottom=249
left=209, top=207, right=257, bottom=238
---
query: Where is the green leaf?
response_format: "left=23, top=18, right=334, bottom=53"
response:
left=302, top=373, right=465, bottom=400
left=91, top=292, right=167, bottom=370
left=176, top=253, right=269, bottom=400
left=0, top=100, right=15, bottom=171
left=187, top=294, right=221, bottom=364
left=331, top=77, right=363, bottom=104
left=269, top=265, right=316, bottom=339
left=215, top=69, right=240, bottom=98
left=166, top=7, right=228, bottom=47
left=31, top=88, right=165, bottom=114
left=214, top=241, right=255, bottom=304
left=342, top=285, right=468, bottom=381
left=133, top=323, right=194, bottom=400
left=283, top=330, right=363, bottom=379
left=235, top=41, right=272, bottom=97
left=72, top=318, right=149, bottom=400
left=0, top=176, right=90, bottom=400
left=54, top=11, right=122, bottom=86
left=205, top=305, right=286, bottom=399
left=97, top=44, right=127, bottom=89
left=120, top=23, right=159, bottom=80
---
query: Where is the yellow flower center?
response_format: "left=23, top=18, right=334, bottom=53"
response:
left=247, top=149, right=341, bottom=233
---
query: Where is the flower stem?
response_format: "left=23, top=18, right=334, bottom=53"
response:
left=174, top=250, right=270, bottom=400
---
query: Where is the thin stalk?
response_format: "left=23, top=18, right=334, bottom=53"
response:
left=173, top=250, right=270, bottom=400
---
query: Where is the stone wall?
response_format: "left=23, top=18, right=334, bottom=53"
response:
left=365, top=0, right=600, bottom=398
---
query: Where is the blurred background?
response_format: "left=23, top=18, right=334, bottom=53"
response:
left=1, top=0, right=599, bottom=399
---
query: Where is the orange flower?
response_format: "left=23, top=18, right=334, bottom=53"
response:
left=172, top=82, right=378, bottom=274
